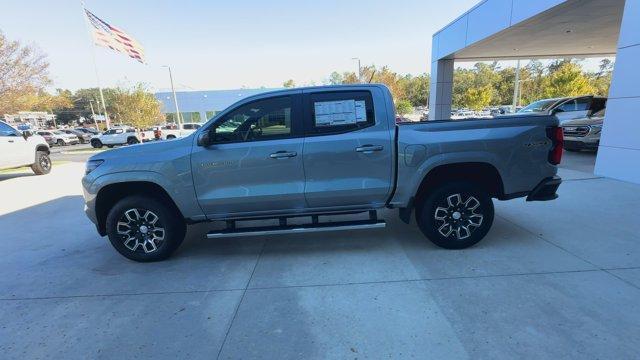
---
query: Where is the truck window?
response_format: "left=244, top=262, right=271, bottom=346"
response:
left=0, top=122, right=18, bottom=136
left=306, top=91, right=374, bottom=135
left=213, top=96, right=294, bottom=143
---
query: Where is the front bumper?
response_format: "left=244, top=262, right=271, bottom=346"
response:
left=527, top=176, right=562, bottom=201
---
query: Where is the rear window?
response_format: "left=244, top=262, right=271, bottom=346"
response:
left=306, top=91, right=375, bottom=135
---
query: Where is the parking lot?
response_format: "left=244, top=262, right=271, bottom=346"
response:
left=1, top=151, right=639, bottom=359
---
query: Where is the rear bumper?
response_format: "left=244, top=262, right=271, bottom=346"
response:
left=527, top=176, right=562, bottom=201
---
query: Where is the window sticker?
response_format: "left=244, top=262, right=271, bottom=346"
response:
left=355, top=100, right=367, bottom=122
left=314, top=100, right=358, bottom=126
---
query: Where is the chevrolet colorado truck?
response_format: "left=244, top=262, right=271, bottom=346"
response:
left=82, top=85, right=563, bottom=262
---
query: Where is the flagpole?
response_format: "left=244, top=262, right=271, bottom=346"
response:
left=162, top=65, right=182, bottom=128
left=80, top=1, right=111, bottom=130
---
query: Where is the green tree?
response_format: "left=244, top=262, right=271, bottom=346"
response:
left=462, top=85, right=492, bottom=110
left=110, top=83, right=164, bottom=129
left=541, top=62, right=594, bottom=98
left=283, top=79, right=295, bottom=88
left=395, top=99, right=413, bottom=116
left=0, top=31, right=51, bottom=114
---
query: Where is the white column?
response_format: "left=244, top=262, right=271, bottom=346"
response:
left=428, top=59, right=454, bottom=120
left=594, top=0, right=640, bottom=184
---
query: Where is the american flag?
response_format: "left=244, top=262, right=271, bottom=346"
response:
left=85, top=8, right=146, bottom=64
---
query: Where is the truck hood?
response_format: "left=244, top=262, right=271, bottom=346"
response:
left=89, top=137, right=192, bottom=162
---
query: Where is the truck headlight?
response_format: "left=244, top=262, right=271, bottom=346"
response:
left=85, top=159, right=104, bottom=175
left=589, top=124, right=603, bottom=134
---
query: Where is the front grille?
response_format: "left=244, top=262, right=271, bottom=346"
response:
left=562, top=126, right=590, bottom=137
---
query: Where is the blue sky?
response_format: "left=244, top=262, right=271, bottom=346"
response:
left=1, top=0, right=481, bottom=91
left=1, top=0, right=611, bottom=92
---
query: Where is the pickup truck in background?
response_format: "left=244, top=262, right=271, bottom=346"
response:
left=153, top=123, right=202, bottom=140
left=82, top=85, right=563, bottom=262
left=90, top=127, right=141, bottom=148
left=0, top=120, right=52, bottom=175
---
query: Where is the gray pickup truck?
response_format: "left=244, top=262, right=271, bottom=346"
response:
left=82, top=84, right=563, bottom=262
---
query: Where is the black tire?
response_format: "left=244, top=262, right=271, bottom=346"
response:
left=127, top=137, right=139, bottom=145
left=56, top=139, right=65, bottom=147
left=30, top=151, right=52, bottom=175
left=105, top=195, right=186, bottom=262
left=416, top=182, right=494, bottom=250
left=91, top=139, right=103, bottom=148
left=166, top=135, right=176, bottom=140
left=107, top=145, right=114, bottom=148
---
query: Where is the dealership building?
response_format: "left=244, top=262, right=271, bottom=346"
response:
left=154, top=88, right=275, bottom=124
left=429, top=0, right=639, bottom=184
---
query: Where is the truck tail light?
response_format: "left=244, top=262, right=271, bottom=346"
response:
left=154, top=128, right=161, bottom=139
left=546, top=126, right=563, bottom=165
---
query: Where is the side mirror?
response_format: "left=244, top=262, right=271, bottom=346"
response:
left=22, top=131, right=32, bottom=140
left=197, top=130, right=212, bottom=147
left=551, top=108, right=564, bottom=115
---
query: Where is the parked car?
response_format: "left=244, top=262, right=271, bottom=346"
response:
left=153, top=123, right=202, bottom=140
left=82, top=84, right=562, bottom=262
left=75, top=127, right=100, bottom=137
left=517, top=96, right=607, bottom=124
left=62, top=129, right=91, bottom=144
left=36, top=130, right=80, bottom=146
left=90, top=127, right=140, bottom=148
left=0, top=120, right=52, bottom=175
left=562, top=108, right=605, bottom=152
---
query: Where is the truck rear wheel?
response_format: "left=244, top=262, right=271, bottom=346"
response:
left=105, top=195, right=186, bottom=262
left=416, top=182, right=494, bottom=249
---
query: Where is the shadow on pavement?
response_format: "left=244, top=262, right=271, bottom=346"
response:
left=0, top=171, right=35, bottom=181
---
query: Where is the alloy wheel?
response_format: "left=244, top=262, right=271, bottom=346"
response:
left=116, top=208, right=166, bottom=254
left=434, top=193, right=484, bottom=240
left=40, top=154, right=51, bottom=171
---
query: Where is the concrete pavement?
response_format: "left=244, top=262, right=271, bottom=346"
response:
left=1, top=154, right=639, bottom=359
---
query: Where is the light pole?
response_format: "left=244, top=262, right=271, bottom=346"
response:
left=162, top=65, right=182, bottom=127
left=352, top=57, right=362, bottom=83
left=512, top=60, right=521, bottom=112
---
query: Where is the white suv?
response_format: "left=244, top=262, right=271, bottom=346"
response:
left=90, top=127, right=140, bottom=148
left=36, top=130, right=80, bottom=146
left=0, top=121, right=52, bottom=175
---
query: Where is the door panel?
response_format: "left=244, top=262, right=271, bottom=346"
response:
left=0, top=137, right=20, bottom=168
left=191, top=93, right=306, bottom=217
left=302, top=89, right=393, bottom=208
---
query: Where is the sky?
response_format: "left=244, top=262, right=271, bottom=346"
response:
left=1, top=0, right=481, bottom=92
left=1, top=0, right=611, bottom=93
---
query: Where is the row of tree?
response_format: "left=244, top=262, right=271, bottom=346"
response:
left=2, top=29, right=615, bottom=129
left=285, top=59, right=614, bottom=113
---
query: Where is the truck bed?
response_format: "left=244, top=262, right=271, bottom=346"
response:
left=390, top=114, right=560, bottom=207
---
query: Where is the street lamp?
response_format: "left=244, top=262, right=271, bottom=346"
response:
left=352, top=57, right=362, bottom=83
left=161, top=65, right=183, bottom=127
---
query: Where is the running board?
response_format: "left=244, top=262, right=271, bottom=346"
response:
left=206, top=219, right=386, bottom=239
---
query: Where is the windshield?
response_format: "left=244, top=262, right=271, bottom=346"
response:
left=519, top=99, right=559, bottom=113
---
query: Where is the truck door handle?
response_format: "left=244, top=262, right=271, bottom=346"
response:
left=355, top=145, right=383, bottom=153
left=8, top=140, right=14, bottom=143
left=269, top=151, right=297, bottom=159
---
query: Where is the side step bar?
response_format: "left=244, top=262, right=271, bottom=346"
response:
left=206, top=219, right=386, bottom=239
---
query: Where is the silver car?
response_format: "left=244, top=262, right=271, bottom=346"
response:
left=562, top=109, right=605, bottom=152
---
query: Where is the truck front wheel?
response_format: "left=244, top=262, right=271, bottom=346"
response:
left=31, top=151, right=51, bottom=175
left=105, top=195, right=186, bottom=262
left=416, top=182, right=494, bottom=249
